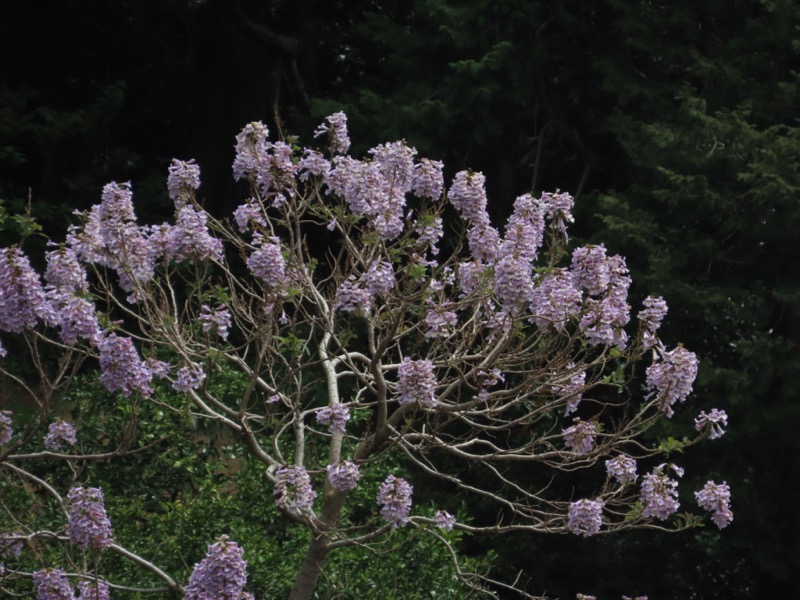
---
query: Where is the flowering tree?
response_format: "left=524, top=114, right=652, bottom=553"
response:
left=0, top=113, right=731, bottom=599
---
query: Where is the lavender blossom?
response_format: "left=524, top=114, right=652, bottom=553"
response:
left=567, top=498, right=605, bottom=536
left=529, top=268, right=582, bottom=331
left=360, top=261, right=395, bottom=297
left=98, top=332, right=153, bottom=397
left=466, top=222, right=501, bottom=264
left=695, top=481, right=733, bottom=529
left=502, top=193, right=545, bottom=262
left=425, top=306, right=458, bottom=338
left=646, top=346, right=699, bottom=417
left=298, top=148, right=331, bottom=181
left=76, top=580, right=110, bottom=600
left=67, top=486, right=113, bottom=550
left=550, top=364, right=586, bottom=415
left=377, top=474, right=413, bottom=528
left=172, top=362, right=206, bottom=393
left=274, top=465, right=316, bottom=513
left=233, top=121, right=270, bottom=182
left=541, top=190, right=575, bottom=237
left=0, top=532, right=24, bottom=558
left=33, top=568, right=74, bottom=600
left=232, top=199, right=267, bottom=233
left=605, top=455, right=638, bottom=485
left=247, top=236, right=286, bottom=290
left=0, top=410, right=12, bottom=445
left=370, top=140, right=416, bottom=193
left=640, top=464, right=681, bottom=521
left=313, top=112, right=351, bottom=155
left=326, top=460, right=361, bottom=492
left=695, top=408, right=728, bottom=440
left=494, top=255, right=533, bottom=310
left=562, top=419, right=597, bottom=454
left=333, top=278, right=372, bottom=314
left=433, top=510, right=456, bottom=531
left=164, top=206, right=223, bottom=262
left=571, top=245, right=611, bottom=296
left=44, top=420, right=77, bottom=451
left=0, top=247, right=56, bottom=333
left=396, top=358, right=437, bottom=407
left=638, top=296, right=668, bottom=349
left=316, top=403, right=351, bottom=435
left=448, top=171, right=489, bottom=225
left=199, top=304, right=232, bottom=341
left=411, top=158, right=444, bottom=200
left=414, top=214, right=444, bottom=254
left=185, top=535, right=250, bottom=600
left=167, top=159, right=201, bottom=207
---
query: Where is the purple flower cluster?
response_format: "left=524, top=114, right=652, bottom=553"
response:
left=326, top=142, right=417, bottom=239
left=167, top=159, right=201, bottom=207
left=567, top=498, right=604, bottom=536
left=0, top=247, right=56, bottom=334
left=98, top=332, right=153, bottom=397
left=411, top=158, right=444, bottom=200
left=199, top=304, right=232, bottom=341
left=448, top=171, right=489, bottom=224
left=77, top=579, right=110, bottom=600
left=433, top=510, right=456, bottom=531
left=646, top=346, right=699, bottom=417
left=67, top=486, right=113, bottom=550
left=0, top=410, right=12, bottom=445
left=396, top=358, right=437, bottom=407
left=414, top=214, right=444, bottom=254
left=638, top=296, right=668, bottom=349
left=550, top=364, right=586, bottom=415
left=377, top=474, right=413, bottom=528
left=44, top=420, right=77, bottom=451
left=494, top=255, right=533, bottom=310
left=424, top=306, right=457, bottom=338
left=578, top=255, right=631, bottom=348
left=562, top=419, right=597, bottom=454
left=172, top=362, right=206, bottom=393
left=43, top=247, right=100, bottom=345
left=361, top=261, right=395, bottom=297
left=298, top=149, right=331, bottom=181
left=333, top=278, right=373, bottom=314
left=540, top=190, right=575, bottom=237
left=640, top=464, right=682, bottom=521
left=274, top=465, right=316, bottom=514
left=466, top=221, right=501, bottom=264
left=185, top=535, right=250, bottom=600
left=33, top=568, right=74, bottom=600
left=247, top=236, right=286, bottom=290
left=529, top=268, right=582, bottom=331
left=503, top=193, right=545, bottom=262
left=316, top=403, right=351, bottom=435
left=695, top=481, right=733, bottom=529
left=232, top=199, right=267, bottom=233
left=571, top=245, right=611, bottom=296
left=605, top=455, right=638, bottom=485
left=313, top=111, right=351, bottom=155
left=326, top=460, right=361, bottom=491
left=370, top=141, right=416, bottom=193
left=695, top=408, right=728, bottom=440
left=163, top=206, right=223, bottom=263
left=0, top=531, right=24, bottom=558
left=232, top=122, right=270, bottom=185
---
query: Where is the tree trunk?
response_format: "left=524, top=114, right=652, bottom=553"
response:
left=288, top=488, right=349, bottom=599
left=288, top=534, right=331, bottom=600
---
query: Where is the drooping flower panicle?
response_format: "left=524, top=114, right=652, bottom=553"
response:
left=67, top=486, right=113, bottom=550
